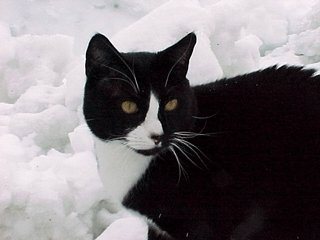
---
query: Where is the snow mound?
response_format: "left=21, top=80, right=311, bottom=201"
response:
left=96, top=217, right=148, bottom=240
left=0, top=0, right=319, bottom=240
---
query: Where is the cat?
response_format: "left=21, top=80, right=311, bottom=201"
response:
left=83, top=32, right=320, bottom=240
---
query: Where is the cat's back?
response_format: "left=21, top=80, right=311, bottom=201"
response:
left=190, top=65, right=320, bottom=216
left=193, top=65, right=320, bottom=155
left=188, top=66, right=320, bottom=239
left=125, top=65, right=320, bottom=240
left=194, top=65, right=320, bottom=112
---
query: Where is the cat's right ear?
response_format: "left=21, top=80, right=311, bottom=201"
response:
left=85, top=33, right=120, bottom=77
left=159, top=33, right=197, bottom=77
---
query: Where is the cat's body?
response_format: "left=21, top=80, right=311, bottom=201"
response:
left=84, top=33, right=320, bottom=240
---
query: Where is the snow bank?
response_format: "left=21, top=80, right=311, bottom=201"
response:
left=0, top=0, right=320, bottom=240
left=96, top=217, right=148, bottom=240
left=0, top=20, right=107, bottom=240
left=111, top=0, right=223, bottom=84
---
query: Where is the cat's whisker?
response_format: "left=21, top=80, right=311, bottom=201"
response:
left=126, top=140, right=148, bottom=145
left=171, top=142, right=202, bottom=169
left=112, top=137, right=127, bottom=141
left=173, top=138, right=202, bottom=159
left=106, top=77, right=138, bottom=92
left=169, top=146, right=189, bottom=184
left=173, top=131, right=211, bottom=138
left=104, top=137, right=126, bottom=143
left=174, top=130, right=225, bottom=138
left=128, top=143, right=152, bottom=149
left=126, top=137, right=150, bottom=145
left=173, top=137, right=209, bottom=170
left=98, top=63, right=139, bottom=93
left=125, top=136, right=156, bottom=150
left=192, top=113, right=218, bottom=120
left=199, top=120, right=209, bottom=135
left=102, top=133, right=131, bottom=143
left=165, top=36, right=194, bottom=87
left=119, top=140, right=138, bottom=151
left=101, top=41, right=140, bottom=92
left=102, top=65, right=139, bottom=93
left=173, top=133, right=205, bottom=139
left=131, top=56, right=140, bottom=93
left=100, top=64, right=132, bottom=82
left=85, top=118, right=105, bottom=122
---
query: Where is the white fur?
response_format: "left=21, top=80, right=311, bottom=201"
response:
left=94, top=93, right=163, bottom=202
left=127, top=93, right=163, bottom=150
left=95, top=137, right=152, bottom=202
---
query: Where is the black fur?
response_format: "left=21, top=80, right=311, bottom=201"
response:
left=84, top=33, right=196, bottom=147
left=84, top=33, right=320, bottom=240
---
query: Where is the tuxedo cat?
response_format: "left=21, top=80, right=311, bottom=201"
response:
left=84, top=32, right=320, bottom=240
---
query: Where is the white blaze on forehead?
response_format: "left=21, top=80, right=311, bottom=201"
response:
left=126, top=92, right=163, bottom=150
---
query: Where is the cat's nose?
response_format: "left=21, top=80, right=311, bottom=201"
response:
left=150, top=134, right=162, bottom=145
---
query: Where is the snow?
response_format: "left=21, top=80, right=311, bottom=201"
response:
left=0, top=0, right=319, bottom=239
left=96, top=217, right=148, bottom=240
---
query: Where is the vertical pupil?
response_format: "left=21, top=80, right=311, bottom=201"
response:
left=129, top=102, right=133, bottom=110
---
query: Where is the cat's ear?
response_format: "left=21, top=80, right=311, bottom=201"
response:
left=160, top=32, right=197, bottom=76
left=85, top=33, right=122, bottom=77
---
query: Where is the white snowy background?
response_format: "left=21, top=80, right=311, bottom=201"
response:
left=0, top=0, right=320, bottom=239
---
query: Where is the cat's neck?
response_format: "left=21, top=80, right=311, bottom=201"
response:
left=94, top=137, right=152, bottom=202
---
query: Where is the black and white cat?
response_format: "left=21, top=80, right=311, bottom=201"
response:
left=84, top=32, right=320, bottom=240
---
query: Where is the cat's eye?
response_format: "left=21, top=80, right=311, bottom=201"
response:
left=121, top=101, right=138, bottom=114
left=164, top=99, right=178, bottom=111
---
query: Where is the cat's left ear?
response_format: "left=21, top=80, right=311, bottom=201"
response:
left=160, top=32, right=197, bottom=76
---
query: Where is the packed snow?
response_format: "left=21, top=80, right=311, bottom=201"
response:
left=0, top=0, right=320, bottom=239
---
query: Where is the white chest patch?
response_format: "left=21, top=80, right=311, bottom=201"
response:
left=94, top=137, right=152, bottom=202
left=94, top=93, right=163, bottom=202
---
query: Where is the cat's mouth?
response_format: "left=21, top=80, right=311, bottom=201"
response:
left=124, top=134, right=169, bottom=156
left=136, top=146, right=166, bottom=156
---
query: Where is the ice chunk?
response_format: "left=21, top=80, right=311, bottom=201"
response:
left=231, top=34, right=263, bottom=75
left=260, top=45, right=302, bottom=68
left=0, top=22, right=15, bottom=65
left=10, top=105, right=79, bottom=150
left=68, top=124, right=94, bottom=153
left=14, top=34, right=75, bottom=76
left=2, top=34, right=75, bottom=101
left=288, top=27, right=320, bottom=64
left=261, top=26, right=320, bottom=67
left=0, top=134, right=27, bottom=162
left=56, top=151, right=104, bottom=213
left=245, top=7, right=288, bottom=48
left=0, top=160, right=12, bottom=212
left=96, top=217, right=148, bottom=240
left=64, top=60, right=86, bottom=111
left=14, top=84, right=66, bottom=113
left=0, top=1, right=319, bottom=240
left=0, top=103, right=14, bottom=115
left=112, top=0, right=221, bottom=84
left=188, top=32, right=223, bottom=85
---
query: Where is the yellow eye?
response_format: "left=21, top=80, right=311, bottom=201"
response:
left=165, top=99, right=178, bottom=111
left=121, top=101, right=138, bottom=114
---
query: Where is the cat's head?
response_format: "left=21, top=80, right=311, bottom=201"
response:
left=84, top=33, right=197, bottom=156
